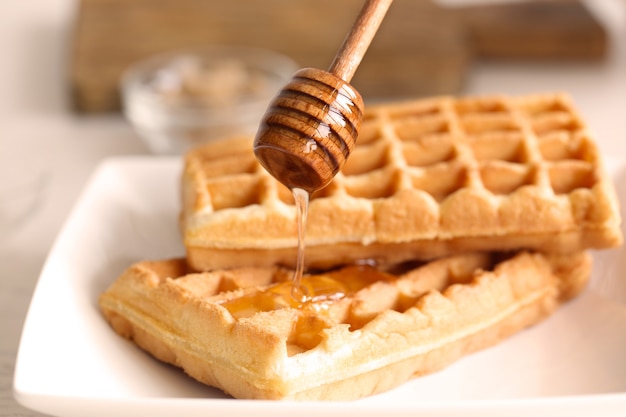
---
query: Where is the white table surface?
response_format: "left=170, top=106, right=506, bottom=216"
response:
left=1, top=1, right=624, bottom=416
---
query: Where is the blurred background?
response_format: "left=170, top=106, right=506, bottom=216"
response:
left=69, top=0, right=609, bottom=111
left=1, top=0, right=625, bottom=415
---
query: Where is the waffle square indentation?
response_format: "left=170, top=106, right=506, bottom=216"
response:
left=409, top=163, right=467, bottom=202
left=207, top=176, right=264, bottom=210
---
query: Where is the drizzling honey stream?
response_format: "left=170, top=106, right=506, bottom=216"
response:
left=252, top=0, right=393, bottom=302
left=291, top=187, right=309, bottom=302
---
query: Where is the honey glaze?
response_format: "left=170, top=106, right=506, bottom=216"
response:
left=220, top=264, right=394, bottom=319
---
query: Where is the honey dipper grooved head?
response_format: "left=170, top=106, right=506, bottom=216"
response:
left=253, top=68, right=364, bottom=193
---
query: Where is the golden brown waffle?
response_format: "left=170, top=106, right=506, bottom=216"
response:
left=181, top=92, right=621, bottom=271
left=99, top=251, right=591, bottom=400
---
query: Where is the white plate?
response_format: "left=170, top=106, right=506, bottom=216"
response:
left=14, top=156, right=626, bottom=417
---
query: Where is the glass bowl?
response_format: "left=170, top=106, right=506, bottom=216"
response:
left=121, top=45, right=298, bottom=154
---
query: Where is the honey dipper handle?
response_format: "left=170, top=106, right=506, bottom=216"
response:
left=328, top=0, right=394, bottom=82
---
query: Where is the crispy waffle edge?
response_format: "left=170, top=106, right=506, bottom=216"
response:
left=98, top=250, right=592, bottom=400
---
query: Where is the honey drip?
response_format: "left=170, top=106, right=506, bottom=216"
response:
left=291, top=187, right=309, bottom=303
left=219, top=184, right=395, bottom=320
left=220, top=265, right=394, bottom=319
left=220, top=275, right=347, bottom=319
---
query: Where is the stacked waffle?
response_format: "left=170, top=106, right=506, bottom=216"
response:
left=100, top=93, right=622, bottom=400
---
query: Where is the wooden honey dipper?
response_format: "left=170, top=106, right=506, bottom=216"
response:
left=254, top=0, right=394, bottom=193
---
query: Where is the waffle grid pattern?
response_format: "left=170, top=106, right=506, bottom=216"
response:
left=181, top=93, right=621, bottom=268
left=99, top=251, right=591, bottom=400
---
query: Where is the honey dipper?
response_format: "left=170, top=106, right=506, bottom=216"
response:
left=254, top=0, right=393, bottom=193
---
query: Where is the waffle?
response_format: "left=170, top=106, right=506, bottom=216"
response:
left=99, top=250, right=591, bottom=400
left=181, top=93, right=622, bottom=271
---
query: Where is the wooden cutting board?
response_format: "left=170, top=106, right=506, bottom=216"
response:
left=70, top=0, right=470, bottom=113
left=69, top=0, right=605, bottom=113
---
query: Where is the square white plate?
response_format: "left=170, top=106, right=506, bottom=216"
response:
left=14, top=156, right=626, bottom=417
